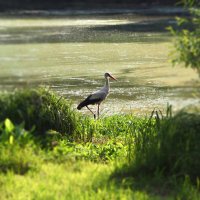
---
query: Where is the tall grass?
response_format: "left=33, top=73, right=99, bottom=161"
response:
left=0, top=88, right=77, bottom=135
left=114, top=107, right=200, bottom=185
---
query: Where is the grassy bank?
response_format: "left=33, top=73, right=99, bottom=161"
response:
left=0, top=88, right=199, bottom=199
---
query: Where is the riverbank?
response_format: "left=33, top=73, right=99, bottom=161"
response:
left=0, top=6, right=187, bottom=17
left=0, top=88, right=199, bottom=199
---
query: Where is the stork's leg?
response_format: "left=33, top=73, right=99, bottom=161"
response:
left=86, top=106, right=96, bottom=119
left=97, top=104, right=100, bottom=119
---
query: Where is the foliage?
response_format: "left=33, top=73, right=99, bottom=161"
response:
left=0, top=118, right=34, bottom=146
left=0, top=88, right=77, bottom=135
left=114, top=109, right=200, bottom=185
left=46, top=139, right=127, bottom=163
left=169, top=0, right=200, bottom=75
left=0, top=119, right=40, bottom=174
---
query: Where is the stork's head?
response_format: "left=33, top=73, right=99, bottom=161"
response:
left=104, top=72, right=117, bottom=81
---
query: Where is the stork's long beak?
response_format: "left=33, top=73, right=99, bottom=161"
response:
left=109, top=74, right=117, bottom=81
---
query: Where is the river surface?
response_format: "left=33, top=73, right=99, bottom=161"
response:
left=0, top=8, right=199, bottom=116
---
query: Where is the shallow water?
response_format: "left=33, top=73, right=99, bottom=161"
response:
left=0, top=9, right=199, bottom=116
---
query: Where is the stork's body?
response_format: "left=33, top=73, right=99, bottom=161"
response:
left=77, top=72, right=116, bottom=119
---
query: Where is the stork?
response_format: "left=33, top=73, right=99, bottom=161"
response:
left=77, top=72, right=117, bottom=119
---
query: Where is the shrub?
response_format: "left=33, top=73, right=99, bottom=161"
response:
left=0, top=88, right=77, bottom=135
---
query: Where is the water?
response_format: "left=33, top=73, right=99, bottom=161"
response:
left=0, top=9, right=199, bottom=116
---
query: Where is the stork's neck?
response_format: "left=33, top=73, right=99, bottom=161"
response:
left=104, top=77, right=110, bottom=91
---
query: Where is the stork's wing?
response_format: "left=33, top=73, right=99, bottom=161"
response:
left=89, top=90, right=107, bottom=101
left=77, top=92, right=104, bottom=110
left=77, top=88, right=109, bottom=110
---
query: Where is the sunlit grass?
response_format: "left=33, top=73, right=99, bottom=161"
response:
left=0, top=159, right=160, bottom=200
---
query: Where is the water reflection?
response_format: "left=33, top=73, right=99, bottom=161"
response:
left=0, top=11, right=174, bottom=44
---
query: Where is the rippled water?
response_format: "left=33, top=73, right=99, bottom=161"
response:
left=0, top=9, right=199, bottom=116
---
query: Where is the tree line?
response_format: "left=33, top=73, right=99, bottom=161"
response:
left=0, top=0, right=178, bottom=11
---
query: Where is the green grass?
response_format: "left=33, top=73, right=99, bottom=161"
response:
left=0, top=88, right=199, bottom=200
left=114, top=111, right=200, bottom=181
left=0, top=160, right=157, bottom=200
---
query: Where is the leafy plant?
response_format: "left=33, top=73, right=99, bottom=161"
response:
left=0, top=119, right=40, bottom=174
left=169, top=0, right=200, bottom=75
left=0, top=118, right=33, bottom=146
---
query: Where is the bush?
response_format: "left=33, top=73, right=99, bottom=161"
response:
left=0, top=88, right=77, bottom=135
